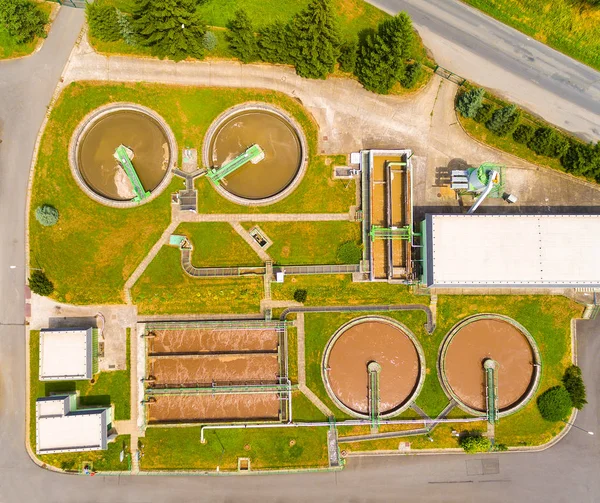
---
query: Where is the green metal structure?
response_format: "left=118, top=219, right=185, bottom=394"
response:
left=367, top=362, right=381, bottom=429
left=484, top=359, right=498, bottom=424
left=114, top=144, right=151, bottom=202
left=206, top=144, right=265, bottom=185
left=370, top=225, right=413, bottom=241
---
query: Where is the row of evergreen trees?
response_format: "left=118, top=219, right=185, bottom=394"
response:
left=457, top=87, right=600, bottom=181
left=226, top=0, right=422, bottom=92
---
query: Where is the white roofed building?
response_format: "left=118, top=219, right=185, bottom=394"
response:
left=422, top=214, right=600, bottom=288
left=39, top=328, right=98, bottom=381
left=36, top=395, right=112, bottom=454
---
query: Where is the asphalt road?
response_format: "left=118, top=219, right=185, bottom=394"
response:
left=368, top=0, right=600, bottom=142
left=0, top=5, right=599, bottom=503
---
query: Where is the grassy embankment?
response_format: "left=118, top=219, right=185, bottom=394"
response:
left=29, top=330, right=131, bottom=471
left=461, top=0, right=600, bottom=71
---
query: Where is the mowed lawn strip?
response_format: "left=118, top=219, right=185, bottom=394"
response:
left=141, top=425, right=329, bottom=471
left=243, top=221, right=361, bottom=265
left=460, top=0, right=600, bottom=71
left=29, top=330, right=131, bottom=471
left=31, top=81, right=350, bottom=305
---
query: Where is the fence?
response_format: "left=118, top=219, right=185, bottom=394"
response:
left=434, top=65, right=466, bottom=86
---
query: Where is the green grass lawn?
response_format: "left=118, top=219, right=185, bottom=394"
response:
left=292, top=391, right=328, bottom=422
left=30, top=330, right=131, bottom=471
left=0, top=2, right=53, bottom=60
left=272, top=274, right=426, bottom=306
left=176, top=222, right=263, bottom=267
left=140, top=425, right=329, bottom=471
left=287, top=327, right=298, bottom=384
left=30, top=81, right=350, bottom=305
left=131, top=247, right=264, bottom=314
left=460, top=0, right=600, bottom=71
left=243, top=221, right=361, bottom=265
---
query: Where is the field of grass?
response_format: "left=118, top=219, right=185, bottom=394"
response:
left=30, top=81, right=349, bottom=305
left=140, top=425, right=329, bottom=471
left=272, top=274, right=426, bottom=306
left=292, top=391, right=328, bottom=422
left=243, top=221, right=361, bottom=265
left=29, top=330, right=131, bottom=471
left=0, top=2, right=53, bottom=60
left=176, top=222, right=262, bottom=267
left=287, top=327, right=298, bottom=384
left=131, top=247, right=264, bottom=314
left=461, top=0, right=600, bottom=71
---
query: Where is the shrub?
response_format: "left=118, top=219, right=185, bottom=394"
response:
left=226, top=9, right=258, bottom=63
left=87, top=0, right=121, bottom=42
left=486, top=104, right=520, bottom=137
left=0, top=0, right=48, bottom=44
left=528, top=127, right=569, bottom=158
left=338, top=39, right=358, bottom=73
left=494, top=443, right=508, bottom=452
left=561, top=142, right=600, bottom=177
left=35, top=204, right=59, bottom=227
left=456, top=88, right=485, bottom=118
left=133, top=0, right=206, bottom=62
left=258, top=21, right=292, bottom=64
left=400, top=62, right=422, bottom=89
left=336, top=241, right=362, bottom=264
left=116, top=9, right=137, bottom=46
left=512, top=124, right=534, bottom=144
left=288, top=0, right=341, bottom=79
left=28, top=270, right=54, bottom=296
left=473, top=102, right=494, bottom=124
left=563, top=365, right=587, bottom=410
left=202, top=31, right=217, bottom=51
left=459, top=433, right=491, bottom=453
left=293, top=289, right=308, bottom=303
left=537, top=386, right=572, bottom=421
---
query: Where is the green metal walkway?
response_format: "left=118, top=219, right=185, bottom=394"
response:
left=370, top=225, right=413, bottom=241
left=484, top=359, right=498, bottom=424
left=206, top=144, right=265, bottom=185
left=368, top=362, right=381, bottom=430
left=114, top=144, right=151, bottom=202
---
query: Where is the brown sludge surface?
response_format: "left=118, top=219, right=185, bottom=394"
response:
left=328, top=321, right=419, bottom=415
left=150, top=329, right=279, bottom=353
left=444, top=319, right=535, bottom=411
left=148, top=393, right=280, bottom=422
left=151, top=354, right=279, bottom=385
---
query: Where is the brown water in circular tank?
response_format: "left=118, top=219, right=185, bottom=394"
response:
left=78, top=110, right=169, bottom=200
left=208, top=111, right=302, bottom=200
left=444, top=319, right=535, bottom=411
left=327, top=321, right=420, bottom=415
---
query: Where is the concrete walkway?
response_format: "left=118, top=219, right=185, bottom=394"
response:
left=230, top=222, right=272, bottom=262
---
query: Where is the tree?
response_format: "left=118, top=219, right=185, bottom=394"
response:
left=459, top=434, right=491, bottom=453
left=537, top=386, right=572, bottom=421
left=133, top=0, right=206, bottom=62
left=288, top=0, right=341, bottom=79
left=0, top=0, right=48, bottom=44
left=473, top=102, right=495, bottom=124
left=29, top=270, right=54, bottom=296
left=226, top=9, right=258, bottom=63
left=35, top=204, right=59, bottom=227
left=400, top=62, right=422, bottom=88
left=486, top=104, right=520, bottom=137
left=512, top=124, right=534, bottom=144
left=258, top=21, right=292, bottom=64
left=528, top=127, right=569, bottom=158
left=338, top=39, right=358, bottom=73
left=87, top=0, right=121, bottom=42
left=378, top=12, right=414, bottom=63
left=116, top=9, right=137, bottom=46
left=563, top=365, right=587, bottom=410
left=202, top=31, right=217, bottom=51
left=293, top=289, right=308, bottom=303
left=561, top=142, right=600, bottom=177
left=456, top=88, right=485, bottom=118
left=355, top=32, right=396, bottom=94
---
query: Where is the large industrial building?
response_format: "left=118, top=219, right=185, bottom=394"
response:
left=39, top=328, right=97, bottom=381
left=422, top=214, right=600, bottom=288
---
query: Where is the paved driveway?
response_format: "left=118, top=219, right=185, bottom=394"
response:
left=369, top=0, right=600, bottom=142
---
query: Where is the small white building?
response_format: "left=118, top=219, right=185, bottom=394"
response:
left=39, top=328, right=97, bottom=381
left=36, top=395, right=112, bottom=455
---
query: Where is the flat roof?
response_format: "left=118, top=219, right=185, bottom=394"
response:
left=425, top=214, right=600, bottom=287
left=36, top=397, right=107, bottom=454
left=40, top=329, right=91, bottom=380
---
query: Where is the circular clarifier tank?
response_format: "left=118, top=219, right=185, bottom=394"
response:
left=70, top=103, right=176, bottom=207
left=203, top=103, right=307, bottom=205
left=323, top=317, right=425, bottom=418
left=440, top=315, right=540, bottom=415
